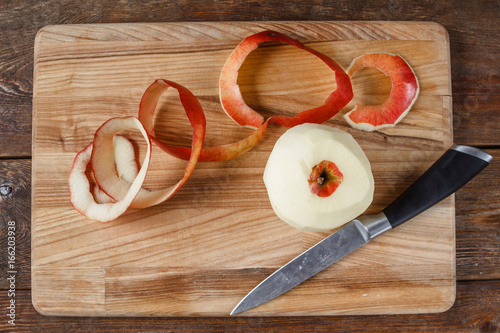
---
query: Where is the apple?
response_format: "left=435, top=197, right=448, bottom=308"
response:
left=263, top=123, right=374, bottom=231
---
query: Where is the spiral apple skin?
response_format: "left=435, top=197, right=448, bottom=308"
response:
left=344, top=53, right=419, bottom=131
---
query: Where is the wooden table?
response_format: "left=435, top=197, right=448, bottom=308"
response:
left=1, top=1, right=498, bottom=331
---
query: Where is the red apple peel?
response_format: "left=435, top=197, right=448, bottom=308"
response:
left=69, top=117, right=152, bottom=222
left=219, top=30, right=354, bottom=129
left=139, top=79, right=267, bottom=162
left=140, top=32, right=354, bottom=162
left=92, top=135, right=139, bottom=204
left=344, top=53, right=420, bottom=131
left=96, top=81, right=206, bottom=209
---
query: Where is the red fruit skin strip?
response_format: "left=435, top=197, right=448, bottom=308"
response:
left=344, top=53, right=419, bottom=131
left=140, top=31, right=353, bottom=162
left=96, top=80, right=206, bottom=209
left=69, top=117, right=152, bottom=222
left=92, top=135, right=139, bottom=204
left=145, top=120, right=269, bottom=162
left=138, top=79, right=266, bottom=162
left=71, top=80, right=207, bottom=221
left=220, top=30, right=354, bottom=129
left=141, top=79, right=206, bottom=192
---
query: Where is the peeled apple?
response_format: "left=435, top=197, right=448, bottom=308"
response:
left=263, top=123, right=374, bottom=232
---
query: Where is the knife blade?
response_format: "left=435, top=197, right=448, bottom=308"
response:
left=231, top=145, right=492, bottom=315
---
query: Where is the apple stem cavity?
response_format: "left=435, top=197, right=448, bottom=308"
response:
left=308, top=160, right=343, bottom=198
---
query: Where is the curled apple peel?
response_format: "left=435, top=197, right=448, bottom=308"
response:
left=344, top=53, right=420, bottom=131
left=92, top=135, right=139, bottom=204
left=123, top=80, right=207, bottom=208
left=69, top=117, right=152, bottom=222
left=138, top=79, right=267, bottom=162
left=138, top=32, right=353, bottom=163
left=70, top=80, right=207, bottom=221
left=112, top=135, right=139, bottom=183
left=140, top=31, right=353, bottom=163
left=220, top=30, right=354, bottom=129
left=92, top=116, right=187, bottom=210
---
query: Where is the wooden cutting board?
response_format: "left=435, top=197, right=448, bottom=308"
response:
left=32, top=21, right=454, bottom=316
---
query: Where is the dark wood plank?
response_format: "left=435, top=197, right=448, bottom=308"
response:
left=0, top=160, right=31, bottom=290
left=0, top=281, right=498, bottom=332
left=0, top=29, right=32, bottom=157
left=456, top=149, right=500, bottom=280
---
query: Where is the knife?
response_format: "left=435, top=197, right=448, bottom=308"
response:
left=231, top=144, right=493, bottom=315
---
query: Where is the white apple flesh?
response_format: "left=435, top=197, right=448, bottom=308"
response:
left=263, top=123, right=374, bottom=232
left=69, top=117, right=152, bottom=223
left=92, top=135, right=139, bottom=204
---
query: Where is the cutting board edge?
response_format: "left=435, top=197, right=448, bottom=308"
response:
left=32, top=20, right=450, bottom=45
left=30, top=263, right=457, bottom=317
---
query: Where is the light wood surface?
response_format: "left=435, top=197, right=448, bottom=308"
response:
left=32, top=21, right=453, bottom=316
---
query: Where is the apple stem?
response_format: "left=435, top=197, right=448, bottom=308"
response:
left=308, top=160, right=343, bottom=197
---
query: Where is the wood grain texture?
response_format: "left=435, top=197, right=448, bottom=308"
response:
left=1, top=0, right=498, bottom=156
left=0, top=13, right=33, bottom=158
left=1, top=152, right=497, bottom=283
left=0, top=0, right=499, bottom=330
left=0, top=160, right=31, bottom=290
left=3, top=281, right=500, bottom=332
left=1, top=0, right=498, bottom=157
left=0, top=157, right=496, bottom=328
left=31, top=21, right=454, bottom=316
left=455, top=149, right=500, bottom=281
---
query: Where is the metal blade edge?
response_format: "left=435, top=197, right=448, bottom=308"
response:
left=231, top=219, right=371, bottom=315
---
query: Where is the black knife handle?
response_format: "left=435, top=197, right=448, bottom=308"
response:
left=382, top=145, right=492, bottom=229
